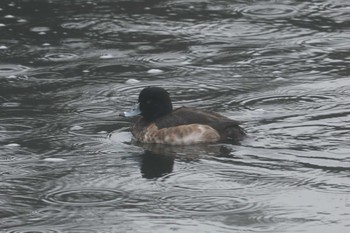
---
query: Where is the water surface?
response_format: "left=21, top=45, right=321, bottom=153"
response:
left=1, top=0, right=350, bottom=232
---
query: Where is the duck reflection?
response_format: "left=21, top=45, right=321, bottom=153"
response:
left=139, top=143, right=234, bottom=179
left=140, top=150, right=174, bottom=179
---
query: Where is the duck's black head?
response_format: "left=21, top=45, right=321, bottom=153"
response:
left=138, top=87, right=173, bottom=122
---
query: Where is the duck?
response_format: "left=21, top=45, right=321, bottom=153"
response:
left=121, top=86, right=246, bottom=145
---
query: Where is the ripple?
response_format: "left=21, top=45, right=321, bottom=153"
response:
left=305, top=173, right=350, bottom=194
left=86, top=52, right=191, bottom=80
left=61, top=20, right=97, bottom=30
left=30, top=71, right=66, bottom=82
left=157, top=169, right=251, bottom=192
left=2, top=169, right=63, bottom=199
left=76, top=106, right=116, bottom=118
left=6, top=228, right=62, bottom=233
left=68, top=120, right=125, bottom=136
left=0, top=209, right=25, bottom=229
left=0, top=119, right=34, bottom=132
left=90, top=63, right=149, bottom=76
left=158, top=162, right=320, bottom=196
left=0, top=117, right=50, bottom=142
left=185, top=20, right=279, bottom=41
left=300, top=36, right=350, bottom=51
left=0, top=195, right=51, bottom=228
left=247, top=208, right=312, bottom=229
left=239, top=4, right=298, bottom=19
left=32, top=207, right=65, bottom=217
left=0, top=143, right=29, bottom=160
left=172, top=83, right=241, bottom=108
left=43, top=53, right=79, bottom=62
left=102, top=82, right=155, bottom=106
left=139, top=52, right=190, bottom=67
left=0, top=207, right=22, bottom=220
left=0, top=162, right=34, bottom=177
left=60, top=228, right=99, bottom=233
left=23, top=207, right=79, bottom=229
left=157, top=191, right=259, bottom=216
left=0, top=64, right=30, bottom=77
left=107, top=131, right=133, bottom=145
left=0, top=144, right=38, bottom=164
left=42, top=188, right=126, bottom=206
left=234, top=94, right=332, bottom=111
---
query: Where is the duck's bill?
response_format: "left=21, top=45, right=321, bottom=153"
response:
left=122, top=103, right=141, bottom=117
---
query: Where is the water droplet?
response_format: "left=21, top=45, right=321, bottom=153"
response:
left=0, top=23, right=5, bottom=27
left=323, top=58, right=343, bottom=63
left=272, top=77, right=286, bottom=82
left=70, top=125, right=83, bottom=131
left=5, top=143, right=20, bottom=147
left=147, top=68, right=163, bottom=74
left=125, top=78, right=140, bottom=84
left=0, top=45, right=8, bottom=49
left=43, top=158, right=66, bottom=162
left=17, top=18, right=27, bottom=23
left=272, top=70, right=282, bottom=74
left=100, top=54, right=114, bottom=59
left=4, top=15, right=15, bottom=18
left=30, top=26, right=51, bottom=32
left=1, top=102, right=21, bottom=107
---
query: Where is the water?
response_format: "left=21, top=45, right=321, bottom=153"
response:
left=1, top=0, right=350, bottom=232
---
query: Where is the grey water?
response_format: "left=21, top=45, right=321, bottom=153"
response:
left=1, top=0, right=350, bottom=232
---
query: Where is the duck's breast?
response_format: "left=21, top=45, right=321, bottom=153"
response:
left=137, top=123, right=220, bottom=145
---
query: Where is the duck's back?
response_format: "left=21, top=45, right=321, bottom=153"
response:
left=153, top=107, right=245, bottom=143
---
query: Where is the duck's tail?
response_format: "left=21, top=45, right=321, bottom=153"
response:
left=223, top=125, right=246, bottom=144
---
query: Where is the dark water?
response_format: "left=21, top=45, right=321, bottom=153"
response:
left=1, top=0, right=350, bottom=232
